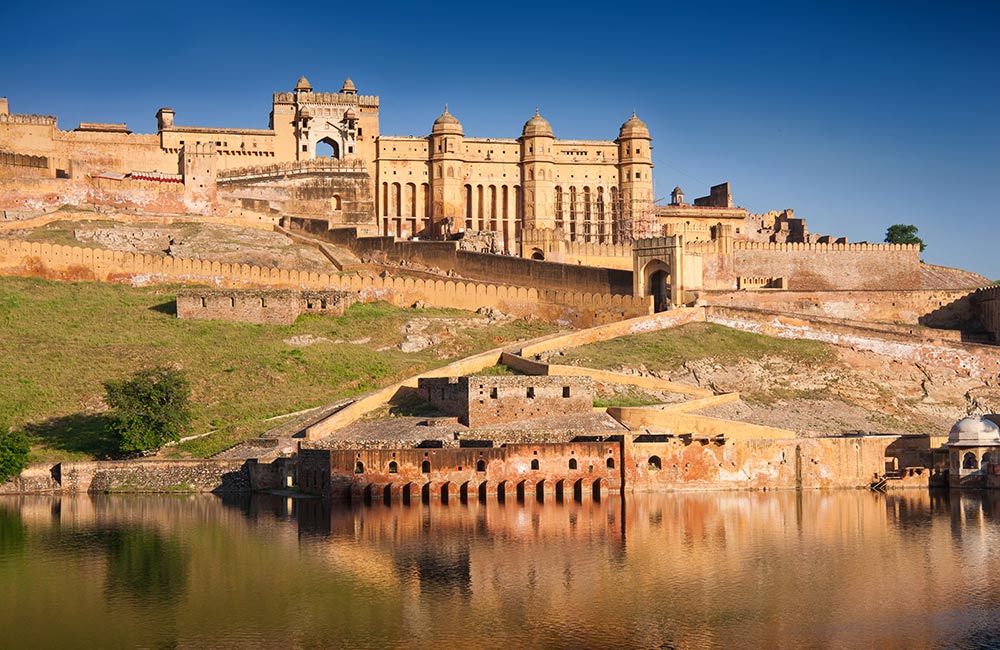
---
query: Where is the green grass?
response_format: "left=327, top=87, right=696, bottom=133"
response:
left=558, top=322, right=834, bottom=373
left=0, top=277, right=557, bottom=461
left=471, top=364, right=522, bottom=376
left=593, top=388, right=665, bottom=408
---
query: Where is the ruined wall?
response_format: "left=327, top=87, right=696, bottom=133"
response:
left=286, top=219, right=634, bottom=297
left=176, top=288, right=354, bottom=325
left=419, top=375, right=594, bottom=427
left=0, top=239, right=651, bottom=328
left=733, top=242, right=922, bottom=290
left=700, top=288, right=979, bottom=327
left=0, top=175, right=194, bottom=214
left=974, top=286, right=1000, bottom=344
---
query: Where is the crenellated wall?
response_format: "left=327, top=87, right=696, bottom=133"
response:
left=733, top=241, right=921, bottom=290
left=974, top=286, right=1000, bottom=344
left=287, top=219, right=634, bottom=297
left=0, top=239, right=651, bottom=327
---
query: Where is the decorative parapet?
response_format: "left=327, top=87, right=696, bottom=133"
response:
left=273, top=92, right=379, bottom=108
left=130, top=170, right=183, bottom=183
left=0, top=113, right=56, bottom=126
left=734, top=241, right=919, bottom=252
left=0, top=150, right=48, bottom=169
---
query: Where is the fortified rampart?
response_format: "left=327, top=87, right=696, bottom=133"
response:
left=974, top=286, right=1000, bottom=344
left=732, top=241, right=921, bottom=290
left=285, top=218, right=634, bottom=296
left=0, top=239, right=651, bottom=328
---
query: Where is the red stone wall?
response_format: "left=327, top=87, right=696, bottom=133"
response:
left=420, top=376, right=594, bottom=427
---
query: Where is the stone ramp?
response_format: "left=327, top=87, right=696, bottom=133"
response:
left=318, top=242, right=364, bottom=271
left=211, top=400, right=354, bottom=460
left=921, top=263, right=992, bottom=290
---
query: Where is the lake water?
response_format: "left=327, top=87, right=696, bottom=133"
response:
left=2, top=490, right=1000, bottom=650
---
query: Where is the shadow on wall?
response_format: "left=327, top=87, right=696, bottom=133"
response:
left=24, top=413, right=119, bottom=458
left=388, top=386, right=446, bottom=417
left=148, top=300, right=177, bottom=317
left=211, top=467, right=252, bottom=494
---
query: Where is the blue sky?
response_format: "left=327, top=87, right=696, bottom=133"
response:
left=2, top=0, right=998, bottom=277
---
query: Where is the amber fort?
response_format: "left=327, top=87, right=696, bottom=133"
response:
left=3, top=75, right=1000, bottom=498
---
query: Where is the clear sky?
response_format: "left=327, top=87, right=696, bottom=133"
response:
left=2, top=0, right=997, bottom=277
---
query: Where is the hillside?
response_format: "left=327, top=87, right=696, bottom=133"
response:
left=0, top=277, right=556, bottom=461
left=552, top=322, right=987, bottom=436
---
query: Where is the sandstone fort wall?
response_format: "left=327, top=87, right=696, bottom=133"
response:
left=287, top=219, right=634, bottom=297
left=732, top=241, right=921, bottom=290
left=974, top=286, right=1000, bottom=344
left=0, top=239, right=651, bottom=328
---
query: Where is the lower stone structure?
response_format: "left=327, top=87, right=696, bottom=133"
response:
left=0, top=459, right=252, bottom=494
left=176, top=288, right=356, bottom=325
left=418, top=375, right=594, bottom=427
left=296, top=432, right=906, bottom=502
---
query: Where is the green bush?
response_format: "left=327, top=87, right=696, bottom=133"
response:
left=0, top=423, right=30, bottom=482
left=104, top=366, right=192, bottom=453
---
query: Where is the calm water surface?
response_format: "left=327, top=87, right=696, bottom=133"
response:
left=2, top=490, right=1000, bottom=650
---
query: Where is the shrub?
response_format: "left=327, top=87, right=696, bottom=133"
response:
left=0, top=424, right=30, bottom=482
left=104, top=366, right=192, bottom=453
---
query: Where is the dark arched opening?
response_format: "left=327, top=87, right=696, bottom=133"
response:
left=569, top=458, right=578, bottom=470
left=648, top=269, right=671, bottom=312
left=530, top=458, right=540, bottom=471
left=476, top=459, right=486, bottom=473
left=354, top=461, right=364, bottom=474
left=421, top=460, right=431, bottom=474
left=648, top=456, right=662, bottom=470
left=606, top=457, right=615, bottom=469
left=388, top=461, right=398, bottom=474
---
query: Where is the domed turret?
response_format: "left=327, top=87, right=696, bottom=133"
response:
left=340, top=77, right=357, bottom=95
left=432, top=105, right=463, bottom=136
left=522, top=108, right=553, bottom=138
left=295, top=76, right=312, bottom=93
left=619, top=112, right=649, bottom=139
left=948, top=416, right=1000, bottom=446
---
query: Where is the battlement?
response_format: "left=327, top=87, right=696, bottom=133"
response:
left=273, top=92, right=379, bottom=107
left=0, top=113, right=57, bottom=126
left=130, top=170, right=183, bottom=183
left=734, top=241, right=919, bottom=252
left=163, top=125, right=274, bottom=136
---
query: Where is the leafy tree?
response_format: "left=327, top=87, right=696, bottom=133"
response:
left=884, top=224, right=926, bottom=252
left=103, top=366, right=192, bottom=453
left=0, top=420, right=30, bottom=482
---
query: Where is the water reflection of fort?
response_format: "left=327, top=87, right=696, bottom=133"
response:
left=4, top=491, right=1000, bottom=649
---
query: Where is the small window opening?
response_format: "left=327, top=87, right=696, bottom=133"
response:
left=421, top=460, right=431, bottom=473
left=490, top=387, right=498, bottom=399
left=476, top=459, right=486, bottom=472
left=530, top=459, right=540, bottom=471
left=388, top=461, right=398, bottom=474
left=562, top=386, right=570, bottom=398
left=569, top=458, right=578, bottom=470
left=527, top=387, right=535, bottom=399
left=354, top=461, right=364, bottom=474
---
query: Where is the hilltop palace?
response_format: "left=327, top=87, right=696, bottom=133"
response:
left=0, top=75, right=995, bottom=325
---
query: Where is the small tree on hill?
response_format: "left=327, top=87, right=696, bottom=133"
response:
left=885, top=224, right=926, bottom=252
left=0, top=420, right=30, bottom=482
left=104, top=366, right=192, bottom=453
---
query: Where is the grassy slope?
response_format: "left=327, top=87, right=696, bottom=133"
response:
left=557, top=322, right=833, bottom=374
left=0, top=277, right=556, bottom=461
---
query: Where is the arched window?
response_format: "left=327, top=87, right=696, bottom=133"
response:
left=316, top=137, right=339, bottom=159
left=963, top=452, right=977, bottom=470
left=569, top=458, right=578, bottom=470
left=606, top=457, right=615, bottom=469
left=476, top=459, right=486, bottom=472
left=648, top=456, right=662, bottom=471
left=354, top=461, right=364, bottom=474
left=531, top=459, right=540, bottom=471
left=388, top=461, right=398, bottom=474
left=421, top=460, right=431, bottom=474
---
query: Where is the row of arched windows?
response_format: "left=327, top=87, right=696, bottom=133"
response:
left=380, top=181, right=431, bottom=219
left=353, top=457, right=617, bottom=474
